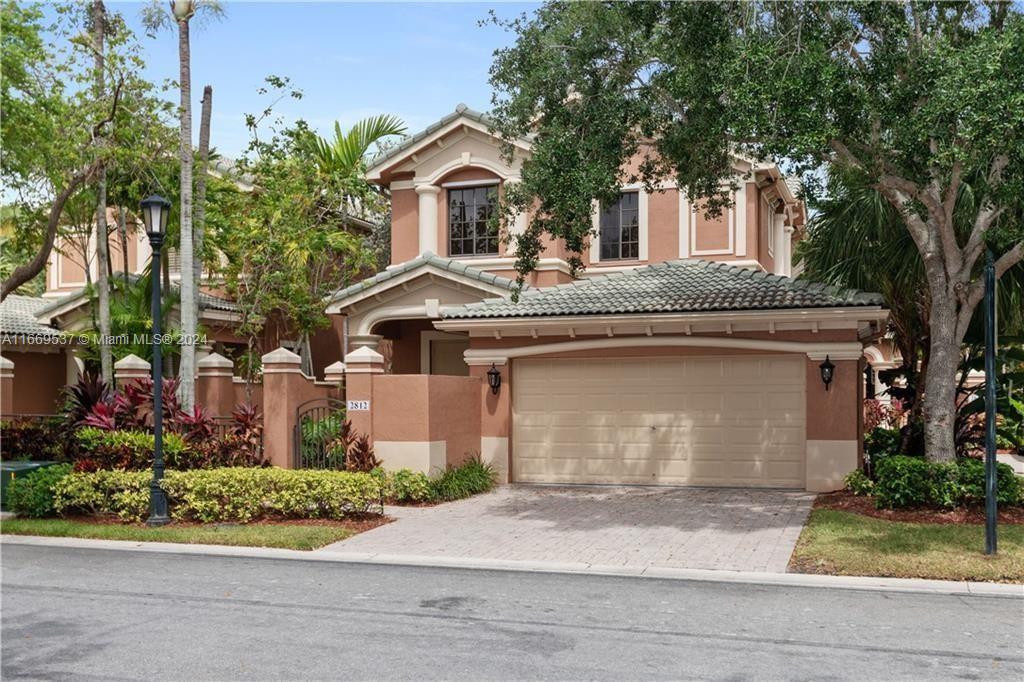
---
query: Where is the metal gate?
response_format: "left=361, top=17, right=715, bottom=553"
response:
left=292, top=398, right=348, bottom=469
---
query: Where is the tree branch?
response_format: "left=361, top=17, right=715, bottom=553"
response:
left=1, top=163, right=100, bottom=299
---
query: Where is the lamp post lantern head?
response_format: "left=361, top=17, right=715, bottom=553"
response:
left=819, top=355, right=835, bottom=391
left=487, top=363, right=502, bottom=395
left=140, top=194, right=171, bottom=243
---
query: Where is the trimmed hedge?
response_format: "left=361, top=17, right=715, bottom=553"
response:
left=379, top=468, right=434, bottom=503
left=5, top=464, right=74, bottom=518
left=53, top=468, right=383, bottom=523
left=873, top=455, right=1022, bottom=509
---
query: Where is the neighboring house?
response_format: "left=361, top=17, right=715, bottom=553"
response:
left=325, top=104, right=889, bottom=491
left=0, top=295, right=77, bottom=415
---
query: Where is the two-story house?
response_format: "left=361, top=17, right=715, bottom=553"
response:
left=327, top=105, right=888, bottom=491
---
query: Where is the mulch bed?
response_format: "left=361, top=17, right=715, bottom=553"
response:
left=58, top=513, right=393, bottom=532
left=815, top=490, right=1024, bottom=525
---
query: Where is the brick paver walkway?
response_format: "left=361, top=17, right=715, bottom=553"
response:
left=322, top=486, right=815, bottom=573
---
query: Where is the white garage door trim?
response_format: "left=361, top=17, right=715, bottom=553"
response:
left=512, top=354, right=806, bottom=488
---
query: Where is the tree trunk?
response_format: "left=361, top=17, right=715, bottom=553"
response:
left=176, top=17, right=196, bottom=410
left=194, top=85, right=212, bottom=313
left=92, top=0, right=113, bottom=386
left=921, top=283, right=961, bottom=461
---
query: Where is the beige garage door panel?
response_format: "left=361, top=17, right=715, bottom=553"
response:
left=512, top=356, right=806, bottom=487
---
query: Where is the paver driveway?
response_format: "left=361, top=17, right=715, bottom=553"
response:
left=322, top=486, right=815, bottom=573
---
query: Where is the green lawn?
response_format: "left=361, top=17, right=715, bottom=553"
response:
left=0, top=518, right=355, bottom=551
left=791, top=509, right=1024, bottom=583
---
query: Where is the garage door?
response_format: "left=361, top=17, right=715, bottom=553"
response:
left=512, top=355, right=806, bottom=487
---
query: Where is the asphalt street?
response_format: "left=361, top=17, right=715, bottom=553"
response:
left=2, top=543, right=1022, bottom=680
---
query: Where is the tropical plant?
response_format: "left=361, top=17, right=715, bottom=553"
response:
left=63, top=372, right=112, bottom=424
left=217, top=80, right=402, bottom=375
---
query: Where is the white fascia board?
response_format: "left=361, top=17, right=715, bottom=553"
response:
left=435, top=307, right=889, bottom=335
left=366, top=117, right=531, bottom=181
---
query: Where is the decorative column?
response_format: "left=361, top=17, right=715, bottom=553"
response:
left=196, top=352, right=235, bottom=417
left=783, top=225, right=796, bottom=277
left=113, top=354, right=151, bottom=389
left=342, top=346, right=384, bottom=443
left=324, top=361, right=346, bottom=384
left=0, top=355, right=13, bottom=417
left=347, top=334, right=383, bottom=352
left=415, top=184, right=441, bottom=255
left=773, top=213, right=787, bottom=276
left=260, top=347, right=304, bottom=468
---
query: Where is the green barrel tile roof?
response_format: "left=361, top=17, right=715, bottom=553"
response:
left=443, top=259, right=885, bottom=319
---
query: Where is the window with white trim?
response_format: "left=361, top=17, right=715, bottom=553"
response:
left=599, top=191, right=640, bottom=260
left=448, top=185, right=499, bottom=256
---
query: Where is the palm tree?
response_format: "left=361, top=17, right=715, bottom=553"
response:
left=141, top=0, right=223, bottom=411
left=302, top=115, right=407, bottom=179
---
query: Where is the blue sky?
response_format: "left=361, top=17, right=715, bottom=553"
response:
left=101, top=1, right=540, bottom=158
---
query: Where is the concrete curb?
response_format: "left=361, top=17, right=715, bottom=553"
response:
left=3, top=534, right=1022, bottom=597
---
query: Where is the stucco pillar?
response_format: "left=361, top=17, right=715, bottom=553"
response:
left=348, top=334, right=383, bottom=353
left=261, top=347, right=305, bottom=468
left=343, top=346, right=384, bottom=442
left=113, top=354, right=151, bottom=389
left=324, top=361, right=346, bottom=385
left=773, top=214, right=787, bottom=276
left=804, top=354, right=861, bottom=492
left=469, top=361, right=511, bottom=484
left=0, top=355, right=13, bottom=417
left=197, top=352, right=235, bottom=417
left=415, top=184, right=441, bottom=255
left=783, top=225, right=795, bottom=277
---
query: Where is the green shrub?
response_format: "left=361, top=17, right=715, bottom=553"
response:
left=864, top=427, right=901, bottom=459
left=379, top=468, right=434, bottom=503
left=51, top=467, right=384, bottom=523
left=873, top=456, right=933, bottom=509
left=5, top=463, right=73, bottom=517
left=844, top=469, right=873, bottom=496
left=940, top=457, right=1021, bottom=508
left=161, top=468, right=381, bottom=522
left=431, top=457, right=496, bottom=502
left=874, top=455, right=1022, bottom=509
left=53, top=469, right=151, bottom=521
left=0, top=418, right=74, bottom=461
left=75, top=428, right=189, bottom=471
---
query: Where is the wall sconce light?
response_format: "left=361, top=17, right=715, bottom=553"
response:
left=487, top=363, right=502, bottom=395
left=819, top=355, right=835, bottom=391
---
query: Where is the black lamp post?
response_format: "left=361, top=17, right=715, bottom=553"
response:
left=983, top=249, right=998, bottom=555
left=141, top=194, right=171, bottom=527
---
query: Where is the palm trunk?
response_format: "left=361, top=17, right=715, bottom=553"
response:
left=92, top=0, right=113, bottom=386
left=176, top=17, right=196, bottom=410
left=194, top=85, right=212, bottom=302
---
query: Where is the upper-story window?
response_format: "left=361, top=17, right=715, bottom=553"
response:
left=599, top=191, right=639, bottom=260
left=448, top=185, right=498, bottom=257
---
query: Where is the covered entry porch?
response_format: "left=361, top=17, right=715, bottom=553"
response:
left=325, top=252, right=520, bottom=375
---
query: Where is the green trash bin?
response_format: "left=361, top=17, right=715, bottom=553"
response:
left=0, top=461, right=59, bottom=511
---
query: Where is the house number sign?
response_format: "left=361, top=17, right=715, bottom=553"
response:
left=347, top=400, right=370, bottom=411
